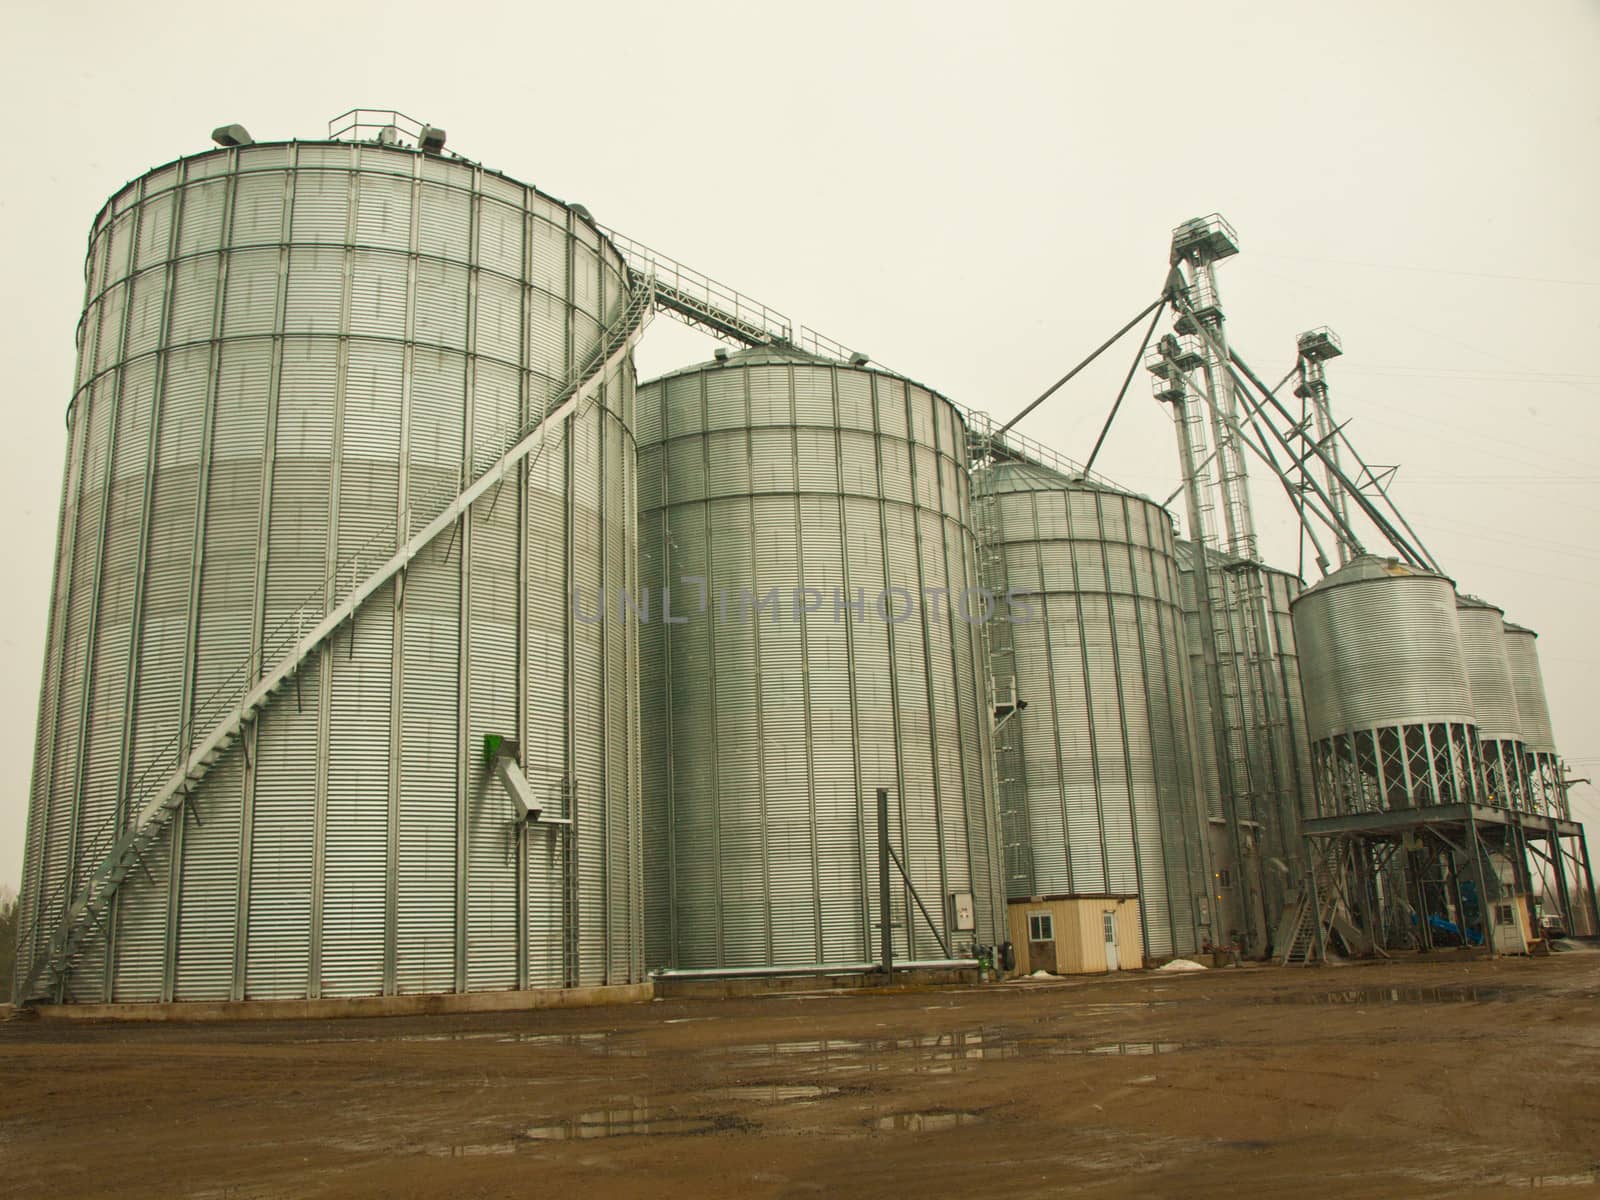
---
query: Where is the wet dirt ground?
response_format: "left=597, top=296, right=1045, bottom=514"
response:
left=3, top=954, right=1599, bottom=1198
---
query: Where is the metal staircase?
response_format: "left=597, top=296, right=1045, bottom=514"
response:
left=1279, top=901, right=1317, bottom=965
left=1277, top=839, right=1346, bottom=965
left=17, top=276, right=655, bottom=1004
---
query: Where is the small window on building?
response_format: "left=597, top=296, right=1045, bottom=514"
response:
left=1028, top=912, right=1054, bottom=942
left=1496, top=904, right=1514, bottom=926
left=1217, top=869, right=1232, bottom=888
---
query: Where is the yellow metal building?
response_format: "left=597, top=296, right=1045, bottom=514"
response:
left=1006, top=895, right=1143, bottom=975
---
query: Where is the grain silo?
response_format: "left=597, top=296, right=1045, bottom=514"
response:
left=1174, top=540, right=1256, bottom=946
left=1503, top=622, right=1564, bottom=817
left=636, top=347, right=1004, bottom=972
left=16, top=124, right=648, bottom=1005
left=1174, top=544, right=1223, bottom=826
left=1456, top=595, right=1526, bottom=810
left=977, top=461, right=1209, bottom=960
left=1219, top=564, right=1314, bottom=866
left=1174, top=544, right=1314, bottom=946
left=1292, top=556, right=1479, bottom=814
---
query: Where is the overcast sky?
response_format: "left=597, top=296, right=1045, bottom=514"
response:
left=2, top=0, right=1597, bottom=890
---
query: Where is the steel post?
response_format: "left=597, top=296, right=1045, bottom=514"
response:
left=878, top=787, right=893, bottom=978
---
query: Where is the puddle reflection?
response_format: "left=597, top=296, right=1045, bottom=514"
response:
left=730, top=1030, right=1022, bottom=1074
left=704, top=1085, right=838, bottom=1103
left=728, top=1029, right=1192, bottom=1072
left=294, top=1029, right=643, bottom=1055
left=1273, top=987, right=1495, bottom=1006
left=524, top=1101, right=724, bottom=1141
left=874, top=1111, right=981, bottom=1132
left=1079, top=1042, right=1184, bottom=1056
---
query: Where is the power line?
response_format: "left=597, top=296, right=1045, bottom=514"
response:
left=1402, top=475, right=1600, bottom=485
left=1342, top=367, right=1600, bottom=384
left=1250, top=264, right=1600, bottom=405
left=1413, top=507, right=1600, bottom=560
left=1347, top=407, right=1597, bottom=479
left=1254, top=250, right=1600, bottom=289
left=1435, top=553, right=1598, bottom=589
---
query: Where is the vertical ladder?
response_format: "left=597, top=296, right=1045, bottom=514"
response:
left=972, top=466, right=1029, bottom=893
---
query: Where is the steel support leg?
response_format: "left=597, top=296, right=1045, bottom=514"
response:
left=1307, top=835, right=1327, bottom=963
left=1467, top=816, right=1497, bottom=955
left=1550, top=819, right=1574, bottom=934
left=1408, top=847, right=1431, bottom=951
left=1575, top=829, right=1599, bottom=937
left=1446, top=842, right=1468, bottom=951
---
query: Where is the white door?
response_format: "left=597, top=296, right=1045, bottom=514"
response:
left=1103, top=912, right=1120, bottom=971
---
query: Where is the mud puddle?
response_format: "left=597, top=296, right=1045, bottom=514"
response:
left=525, top=1104, right=760, bottom=1141
left=703, top=1085, right=839, bottom=1103
left=874, top=1110, right=982, bottom=1132
left=1073, top=1041, right=1185, bottom=1055
left=293, top=1029, right=643, bottom=1054
left=727, top=1029, right=1197, bottom=1074
left=729, top=1030, right=1019, bottom=1075
left=1270, top=987, right=1499, bottom=1005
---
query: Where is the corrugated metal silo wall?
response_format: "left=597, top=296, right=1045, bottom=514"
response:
left=635, top=355, right=1005, bottom=970
left=17, top=141, right=642, bottom=1003
left=1458, top=605, right=1519, bottom=742
left=1293, top=572, right=1474, bottom=742
left=1176, top=546, right=1223, bottom=824
left=1177, top=547, right=1257, bottom=833
left=1175, top=550, right=1313, bottom=889
left=1458, top=601, right=1524, bottom=808
left=1502, top=622, right=1562, bottom=814
left=1259, top=568, right=1314, bottom=826
left=981, top=473, right=1207, bottom=959
left=1502, top=626, right=1556, bottom=753
left=1292, top=564, right=1480, bottom=816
